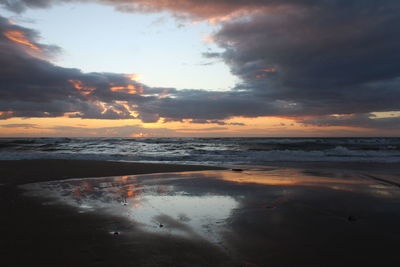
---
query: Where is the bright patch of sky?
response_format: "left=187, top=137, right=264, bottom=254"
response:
left=2, top=2, right=237, bottom=91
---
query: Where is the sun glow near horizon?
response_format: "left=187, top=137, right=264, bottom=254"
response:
left=0, top=115, right=388, bottom=138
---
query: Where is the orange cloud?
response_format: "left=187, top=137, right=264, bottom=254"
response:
left=256, top=68, right=277, bottom=79
left=0, top=111, right=14, bottom=119
left=107, top=0, right=272, bottom=22
left=110, top=84, right=143, bottom=94
left=125, top=73, right=141, bottom=81
left=260, top=68, right=277, bottom=73
left=206, top=9, right=254, bottom=24
left=3, top=30, right=40, bottom=51
left=202, top=35, right=214, bottom=43
left=255, top=73, right=266, bottom=79
left=68, top=80, right=95, bottom=95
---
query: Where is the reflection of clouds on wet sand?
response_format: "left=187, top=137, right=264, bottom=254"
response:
left=21, top=173, right=239, bottom=244
left=216, top=168, right=372, bottom=187
left=21, top=167, right=400, bottom=265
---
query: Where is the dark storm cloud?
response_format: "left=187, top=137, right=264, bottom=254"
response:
left=0, top=15, right=151, bottom=120
left=0, top=0, right=285, bottom=17
left=4, top=1, right=400, bottom=19
left=214, top=1, right=400, bottom=106
left=0, top=14, right=250, bottom=123
left=0, top=16, right=79, bottom=117
left=134, top=89, right=287, bottom=122
left=0, top=0, right=51, bottom=13
left=137, top=0, right=400, bottom=128
left=0, top=14, right=239, bottom=123
left=1, top=1, right=400, bottom=130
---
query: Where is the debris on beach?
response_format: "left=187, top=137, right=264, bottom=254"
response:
left=347, top=215, right=358, bottom=222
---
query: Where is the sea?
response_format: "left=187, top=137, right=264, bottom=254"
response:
left=1, top=137, right=399, bottom=166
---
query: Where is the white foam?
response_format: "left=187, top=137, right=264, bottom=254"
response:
left=1, top=137, right=399, bottom=164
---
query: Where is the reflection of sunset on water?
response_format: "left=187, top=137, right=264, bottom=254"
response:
left=217, top=168, right=372, bottom=189
left=21, top=168, right=400, bottom=247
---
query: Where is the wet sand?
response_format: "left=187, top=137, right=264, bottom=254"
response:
left=0, top=160, right=230, bottom=267
left=0, top=159, right=225, bottom=185
left=1, top=160, right=400, bottom=266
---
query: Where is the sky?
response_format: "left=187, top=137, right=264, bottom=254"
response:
left=0, top=0, right=399, bottom=137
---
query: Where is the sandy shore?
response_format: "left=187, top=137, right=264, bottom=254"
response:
left=1, top=160, right=400, bottom=267
left=0, top=159, right=225, bottom=185
left=0, top=160, right=231, bottom=267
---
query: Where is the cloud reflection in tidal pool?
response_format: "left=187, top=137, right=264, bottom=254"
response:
left=22, top=173, right=239, bottom=243
left=21, top=168, right=400, bottom=248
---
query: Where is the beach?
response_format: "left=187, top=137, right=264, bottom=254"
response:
left=1, top=159, right=400, bottom=266
left=0, top=160, right=230, bottom=266
left=0, top=159, right=225, bottom=185
left=1, top=0, right=399, bottom=265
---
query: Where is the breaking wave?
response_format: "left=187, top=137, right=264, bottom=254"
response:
left=0, top=137, right=399, bottom=165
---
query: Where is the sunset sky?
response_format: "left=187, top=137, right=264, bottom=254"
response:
left=0, top=0, right=399, bottom=137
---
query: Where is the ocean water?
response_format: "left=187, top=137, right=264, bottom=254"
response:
left=1, top=137, right=399, bottom=166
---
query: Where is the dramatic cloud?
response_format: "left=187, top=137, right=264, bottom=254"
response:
left=0, top=15, right=150, bottom=120
left=0, top=0, right=269, bottom=18
left=0, top=13, right=296, bottom=124
left=214, top=2, right=400, bottom=111
left=1, top=0, right=400, bottom=131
